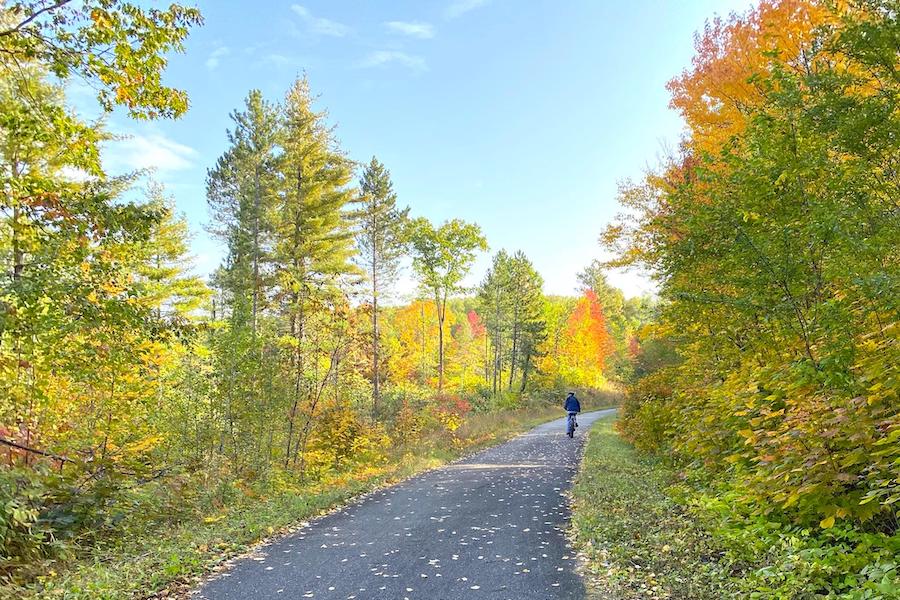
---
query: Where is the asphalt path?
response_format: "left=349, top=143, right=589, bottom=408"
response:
left=196, top=409, right=613, bottom=600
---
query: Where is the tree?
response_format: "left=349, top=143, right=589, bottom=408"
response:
left=138, top=182, right=209, bottom=322
left=274, top=76, right=358, bottom=472
left=478, top=250, right=513, bottom=394
left=0, top=65, right=205, bottom=525
left=605, top=0, right=900, bottom=533
left=577, top=259, right=657, bottom=381
left=577, top=259, right=625, bottom=326
left=505, top=251, right=546, bottom=391
left=477, top=250, right=546, bottom=395
left=559, top=290, right=614, bottom=388
left=666, top=0, right=833, bottom=157
left=204, top=88, right=284, bottom=472
left=534, top=296, right=578, bottom=389
left=0, top=0, right=203, bottom=119
left=354, top=157, right=409, bottom=416
left=385, top=300, right=443, bottom=385
left=206, top=90, right=280, bottom=333
left=408, top=218, right=487, bottom=391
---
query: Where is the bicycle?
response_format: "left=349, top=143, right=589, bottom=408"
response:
left=566, top=412, right=578, bottom=437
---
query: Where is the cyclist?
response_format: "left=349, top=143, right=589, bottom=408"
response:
left=564, top=392, right=581, bottom=437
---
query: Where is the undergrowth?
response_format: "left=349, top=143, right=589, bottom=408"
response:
left=572, top=416, right=900, bottom=599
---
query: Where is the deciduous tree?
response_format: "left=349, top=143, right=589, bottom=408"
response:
left=408, top=218, right=487, bottom=391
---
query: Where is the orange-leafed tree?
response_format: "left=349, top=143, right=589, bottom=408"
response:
left=557, top=290, right=615, bottom=389
left=668, top=0, right=834, bottom=157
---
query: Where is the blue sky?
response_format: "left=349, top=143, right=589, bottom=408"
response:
left=79, top=0, right=754, bottom=299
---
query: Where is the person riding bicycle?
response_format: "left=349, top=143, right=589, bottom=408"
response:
left=564, top=392, right=581, bottom=437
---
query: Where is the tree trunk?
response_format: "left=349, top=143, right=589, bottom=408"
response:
left=251, top=165, right=261, bottom=334
left=484, top=332, right=490, bottom=384
left=520, top=352, right=530, bottom=393
left=12, top=201, right=23, bottom=281
left=437, top=294, right=445, bottom=392
left=372, top=278, right=380, bottom=418
left=509, top=306, right=519, bottom=390
left=420, top=302, right=427, bottom=383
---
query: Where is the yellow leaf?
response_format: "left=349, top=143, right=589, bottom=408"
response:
left=819, top=516, right=835, bottom=529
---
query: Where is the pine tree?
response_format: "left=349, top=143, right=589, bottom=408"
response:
left=354, top=157, right=409, bottom=416
left=205, top=90, right=280, bottom=467
left=478, top=250, right=514, bottom=395
left=206, top=90, right=280, bottom=332
left=139, top=182, right=209, bottom=323
left=478, top=250, right=546, bottom=395
left=506, top=251, right=546, bottom=392
left=274, top=76, right=358, bottom=471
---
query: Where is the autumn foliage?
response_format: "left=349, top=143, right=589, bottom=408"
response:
left=554, top=290, right=615, bottom=388
left=609, top=0, right=900, bottom=596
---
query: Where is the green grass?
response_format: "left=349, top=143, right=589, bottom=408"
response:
left=571, top=416, right=736, bottom=599
left=7, top=402, right=597, bottom=600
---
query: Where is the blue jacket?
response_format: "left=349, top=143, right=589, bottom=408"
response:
left=564, top=394, right=581, bottom=413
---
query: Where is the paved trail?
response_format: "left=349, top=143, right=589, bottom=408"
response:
left=197, top=409, right=612, bottom=600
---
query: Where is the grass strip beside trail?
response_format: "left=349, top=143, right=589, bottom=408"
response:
left=11, top=403, right=596, bottom=600
left=571, top=416, right=735, bottom=599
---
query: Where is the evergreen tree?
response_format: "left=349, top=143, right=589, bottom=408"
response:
left=478, top=250, right=546, bottom=395
left=139, top=182, right=209, bottom=323
left=478, top=250, right=513, bottom=394
left=205, top=90, right=280, bottom=470
left=206, top=90, right=280, bottom=332
left=354, top=157, right=409, bottom=416
left=506, top=251, right=546, bottom=392
left=274, top=76, right=358, bottom=471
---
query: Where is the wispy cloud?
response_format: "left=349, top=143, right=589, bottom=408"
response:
left=205, top=45, right=229, bottom=70
left=264, top=53, right=292, bottom=67
left=291, top=4, right=350, bottom=37
left=445, top=0, right=490, bottom=19
left=385, top=20, right=435, bottom=39
left=107, top=133, right=198, bottom=174
left=359, top=50, right=427, bottom=72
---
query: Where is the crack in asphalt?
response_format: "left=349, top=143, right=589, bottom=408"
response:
left=196, top=409, right=613, bottom=600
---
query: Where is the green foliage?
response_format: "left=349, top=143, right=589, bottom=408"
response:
left=354, top=156, right=409, bottom=294
left=608, top=0, right=900, bottom=528
left=616, top=369, right=676, bottom=453
left=692, top=487, right=900, bottom=599
left=0, top=1, right=202, bottom=119
left=0, top=465, right=64, bottom=579
left=407, top=217, right=488, bottom=390
left=602, top=1, right=900, bottom=597
left=573, top=416, right=737, bottom=599
left=477, top=250, right=547, bottom=395
left=354, top=156, right=410, bottom=414
left=575, top=417, right=900, bottom=599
